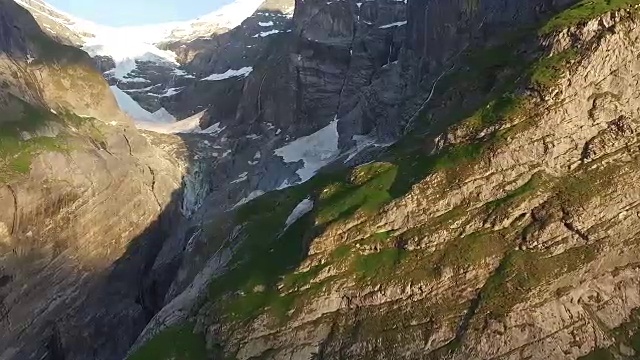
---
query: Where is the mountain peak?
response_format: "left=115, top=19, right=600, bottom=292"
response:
left=15, top=0, right=270, bottom=45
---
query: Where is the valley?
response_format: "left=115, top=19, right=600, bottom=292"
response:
left=2, top=0, right=640, bottom=359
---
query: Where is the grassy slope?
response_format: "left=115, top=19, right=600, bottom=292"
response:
left=128, top=324, right=207, bottom=360
left=132, top=1, right=640, bottom=357
left=0, top=14, right=110, bottom=184
left=0, top=97, right=64, bottom=183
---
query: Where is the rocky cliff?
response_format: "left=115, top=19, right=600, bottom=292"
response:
left=128, top=0, right=640, bottom=360
left=6, top=0, right=640, bottom=359
left=0, top=1, right=192, bottom=359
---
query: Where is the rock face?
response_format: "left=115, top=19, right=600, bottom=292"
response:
left=8, top=0, right=640, bottom=359
left=128, top=2, right=640, bottom=360
left=0, top=1, right=191, bottom=359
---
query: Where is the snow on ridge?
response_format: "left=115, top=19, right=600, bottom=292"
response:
left=118, top=77, right=151, bottom=83
left=379, top=21, right=407, bottom=29
left=234, top=190, right=266, bottom=208
left=231, top=172, right=249, bottom=184
left=274, top=118, right=341, bottom=184
left=258, top=21, right=274, bottom=27
left=285, top=199, right=314, bottom=227
left=19, top=0, right=261, bottom=82
left=201, top=67, right=253, bottom=81
left=166, top=0, right=265, bottom=42
left=84, top=38, right=179, bottom=81
left=15, top=0, right=84, bottom=30
left=18, top=0, right=266, bottom=45
left=253, top=29, right=281, bottom=38
left=153, top=87, right=184, bottom=97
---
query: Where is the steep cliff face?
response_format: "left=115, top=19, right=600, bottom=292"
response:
left=126, top=1, right=640, bottom=360
left=0, top=1, right=191, bottom=359
left=8, top=0, right=640, bottom=359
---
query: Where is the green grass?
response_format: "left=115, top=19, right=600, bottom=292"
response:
left=331, top=245, right=353, bottom=261
left=541, top=0, right=640, bottom=34
left=211, top=206, right=313, bottom=321
left=0, top=100, right=68, bottom=183
left=477, top=245, right=598, bottom=319
left=352, top=248, right=406, bottom=280
left=577, top=348, right=615, bottom=360
left=209, top=179, right=335, bottom=322
left=202, top=0, right=629, bottom=333
left=436, top=231, right=511, bottom=271
left=392, top=225, right=518, bottom=286
left=530, top=48, right=579, bottom=88
left=486, top=172, right=547, bottom=210
left=553, top=162, right=618, bottom=211
left=127, top=324, right=207, bottom=360
left=466, top=94, right=525, bottom=131
left=282, top=263, right=328, bottom=291
left=315, top=162, right=397, bottom=224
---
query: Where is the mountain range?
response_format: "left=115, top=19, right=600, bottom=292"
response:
left=4, top=0, right=640, bottom=359
left=15, top=0, right=294, bottom=126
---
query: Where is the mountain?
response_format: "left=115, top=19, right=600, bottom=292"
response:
left=0, top=0, right=189, bottom=358
left=128, top=0, right=640, bottom=359
left=14, top=0, right=292, bottom=123
left=5, top=0, right=640, bottom=359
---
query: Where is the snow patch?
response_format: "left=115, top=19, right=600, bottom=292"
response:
left=110, top=86, right=175, bottom=123
left=136, top=111, right=207, bottom=134
left=234, top=190, right=266, bottom=208
left=118, top=77, right=150, bottom=83
left=274, top=118, right=340, bottom=184
left=379, top=21, right=407, bottom=29
left=173, top=68, right=194, bottom=78
left=201, top=67, right=253, bottom=81
left=158, top=87, right=184, bottom=97
left=285, top=199, right=314, bottom=227
left=253, top=29, right=281, bottom=38
left=151, top=108, right=177, bottom=123
left=258, top=21, right=274, bottom=27
left=201, top=122, right=225, bottom=135
left=231, top=172, right=249, bottom=184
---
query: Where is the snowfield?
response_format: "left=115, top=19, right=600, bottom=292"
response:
left=16, top=0, right=263, bottom=85
left=274, top=118, right=341, bottom=184
left=201, top=67, right=253, bottom=81
left=285, top=199, right=314, bottom=228
left=110, top=86, right=175, bottom=123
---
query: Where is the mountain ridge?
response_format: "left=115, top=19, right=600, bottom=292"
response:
left=7, top=0, right=640, bottom=359
left=14, top=0, right=294, bottom=125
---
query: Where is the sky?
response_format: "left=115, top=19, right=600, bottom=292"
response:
left=47, top=0, right=233, bottom=26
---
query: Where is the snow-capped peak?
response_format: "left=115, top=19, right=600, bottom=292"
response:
left=16, top=0, right=265, bottom=46
left=163, top=0, right=266, bottom=43
left=15, top=0, right=266, bottom=87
